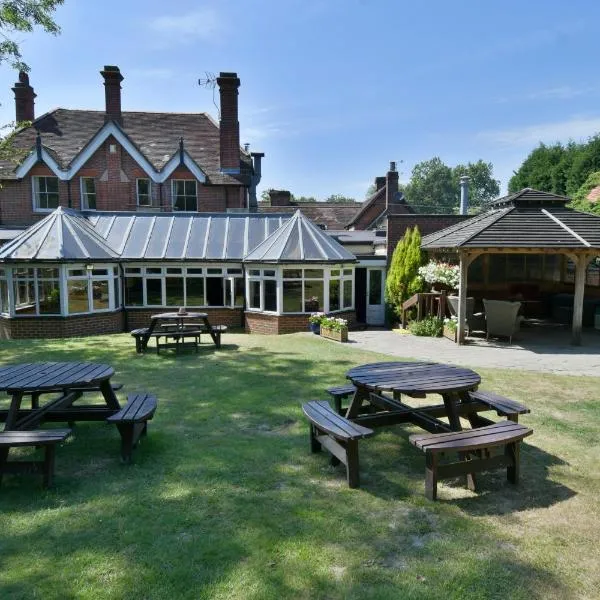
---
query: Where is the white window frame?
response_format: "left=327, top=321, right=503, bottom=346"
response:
left=172, top=179, right=198, bottom=212
left=121, top=264, right=244, bottom=309
left=66, top=264, right=115, bottom=315
left=32, top=176, right=60, bottom=212
left=136, top=178, right=152, bottom=207
left=80, top=177, right=97, bottom=210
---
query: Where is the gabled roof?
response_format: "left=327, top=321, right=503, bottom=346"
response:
left=421, top=188, right=600, bottom=250
left=87, top=212, right=289, bottom=261
left=244, top=210, right=357, bottom=263
left=0, top=207, right=118, bottom=261
left=257, top=202, right=361, bottom=230
left=0, top=109, right=252, bottom=185
left=345, top=187, right=413, bottom=229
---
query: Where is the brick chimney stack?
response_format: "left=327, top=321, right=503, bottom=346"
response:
left=269, top=190, right=292, bottom=207
left=385, top=161, right=399, bottom=209
left=12, top=71, right=36, bottom=123
left=100, top=65, right=124, bottom=124
left=217, top=72, right=241, bottom=173
left=375, top=176, right=386, bottom=191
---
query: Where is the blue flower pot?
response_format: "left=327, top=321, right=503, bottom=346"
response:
left=309, top=323, right=321, bottom=335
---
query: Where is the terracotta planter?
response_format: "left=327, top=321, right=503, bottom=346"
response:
left=443, top=325, right=457, bottom=342
left=320, top=326, right=348, bottom=343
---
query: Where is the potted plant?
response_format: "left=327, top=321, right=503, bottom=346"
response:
left=320, top=316, right=349, bottom=342
left=418, top=261, right=460, bottom=294
left=304, top=296, right=320, bottom=312
left=443, top=317, right=457, bottom=341
left=308, top=312, right=325, bottom=334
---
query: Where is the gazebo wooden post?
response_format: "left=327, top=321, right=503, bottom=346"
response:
left=571, top=253, right=591, bottom=346
left=457, top=251, right=469, bottom=344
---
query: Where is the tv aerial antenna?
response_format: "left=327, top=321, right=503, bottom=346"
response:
left=198, top=72, right=219, bottom=116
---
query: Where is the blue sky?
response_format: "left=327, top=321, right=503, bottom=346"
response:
left=1, top=0, right=600, bottom=201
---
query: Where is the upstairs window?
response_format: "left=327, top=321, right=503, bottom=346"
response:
left=172, top=180, right=197, bottom=212
left=32, top=176, right=59, bottom=211
left=136, top=179, right=151, bottom=206
left=80, top=177, right=97, bottom=210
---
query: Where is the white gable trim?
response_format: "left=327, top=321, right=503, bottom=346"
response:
left=15, top=121, right=207, bottom=184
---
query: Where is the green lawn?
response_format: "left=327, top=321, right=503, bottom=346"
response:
left=0, top=332, right=598, bottom=600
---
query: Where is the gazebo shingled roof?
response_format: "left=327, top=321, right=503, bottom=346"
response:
left=421, top=188, right=600, bottom=250
left=421, top=188, right=600, bottom=345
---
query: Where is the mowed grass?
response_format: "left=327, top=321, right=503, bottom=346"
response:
left=0, top=332, right=598, bottom=600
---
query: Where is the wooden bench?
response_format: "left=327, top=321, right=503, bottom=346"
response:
left=325, top=384, right=356, bottom=414
left=409, top=421, right=533, bottom=500
left=158, top=330, right=202, bottom=354
left=106, top=393, right=158, bottom=463
left=468, top=390, right=530, bottom=423
left=200, top=324, right=227, bottom=348
left=302, top=400, right=374, bottom=488
left=0, top=429, right=72, bottom=488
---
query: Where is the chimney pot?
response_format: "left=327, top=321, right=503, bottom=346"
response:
left=100, top=65, right=124, bottom=124
left=390, top=161, right=396, bottom=172
left=12, top=70, right=36, bottom=123
left=459, top=175, right=470, bottom=215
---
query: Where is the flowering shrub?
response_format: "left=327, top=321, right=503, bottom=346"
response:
left=308, top=312, right=325, bottom=325
left=443, top=316, right=457, bottom=332
left=320, top=316, right=348, bottom=332
left=408, top=316, right=443, bottom=337
left=418, top=261, right=460, bottom=290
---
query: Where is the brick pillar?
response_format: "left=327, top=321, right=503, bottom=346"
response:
left=12, top=71, right=36, bottom=123
left=375, top=176, right=386, bottom=191
left=100, top=65, right=124, bottom=124
left=217, top=72, right=240, bottom=173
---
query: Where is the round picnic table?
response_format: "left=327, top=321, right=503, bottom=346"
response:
left=345, top=361, right=481, bottom=431
left=0, top=361, right=119, bottom=430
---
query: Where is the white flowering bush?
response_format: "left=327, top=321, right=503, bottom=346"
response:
left=308, top=312, right=325, bottom=325
left=418, top=261, right=460, bottom=290
left=321, top=316, right=348, bottom=332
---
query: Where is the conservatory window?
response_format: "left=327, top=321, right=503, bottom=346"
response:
left=247, top=269, right=277, bottom=312
left=0, top=269, right=8, bottom=315
left=67, top=266, right=113, bottom=314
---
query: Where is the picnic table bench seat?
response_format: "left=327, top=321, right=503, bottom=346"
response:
left=0, top=429, right=72, bottom=488
left=131, top=328, right=149, bottom=352
left=325, top=384, right=356, bottom=414
left=468, top=390, right=530, bottom=423
left=106, top=393, right=158, bottom=463
left=302, top=400, right=374, bottom=488
left=409, top=421, right=533, bottom=500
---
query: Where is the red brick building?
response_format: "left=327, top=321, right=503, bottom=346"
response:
left=0, top=67, right=264, bottom=228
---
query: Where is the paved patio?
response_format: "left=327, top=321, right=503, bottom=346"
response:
left=348, top=324, right=600, bottom=377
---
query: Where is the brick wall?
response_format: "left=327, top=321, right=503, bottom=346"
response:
left=245, top=310, right=356, bottom=335
left=387, top=214, right=470, bottom=262
left=0, top=140, right=246, bottom=226
left=0, top=310, right=124, bottom=339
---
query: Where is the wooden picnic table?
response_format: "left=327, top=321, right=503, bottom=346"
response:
left=0, top=361, right=121, bottom=431
left=345, top=361, right=481, bottom=433
left=141, top=312, right=222, bottom=351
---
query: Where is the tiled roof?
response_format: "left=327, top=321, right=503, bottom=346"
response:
left=422, top=189, right=600, bottom=250
left=0, top=109, right=252, bottom=185
left=244, top=210, right=357, bottom=263
left=258, top=203, right=361, bottom=230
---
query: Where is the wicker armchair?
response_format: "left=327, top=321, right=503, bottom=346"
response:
left=482, top=299, right=522, bottom=343
left=447, top=296, right=486, bottom=335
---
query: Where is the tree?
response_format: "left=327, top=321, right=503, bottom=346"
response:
left=324, top=194, right=357, bottom=203
left=385, top=226, right=423, bottom=319
left=0, top=0, right=63, bottom=72
left=404, top=157, right=455, bottom=213
left=452, top=160, right=500, bottom=212
left=567, top=171, right=600, bottom=215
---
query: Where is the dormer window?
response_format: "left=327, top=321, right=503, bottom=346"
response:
left=172, top=180, right=197, bottom=212
left=32, top=176, right=59, bottom=211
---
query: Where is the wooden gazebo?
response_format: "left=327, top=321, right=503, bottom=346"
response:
left=421, top=189, right=600, bottom=345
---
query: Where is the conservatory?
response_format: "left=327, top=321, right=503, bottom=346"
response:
left=0, top=208, right=357, bottom=338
